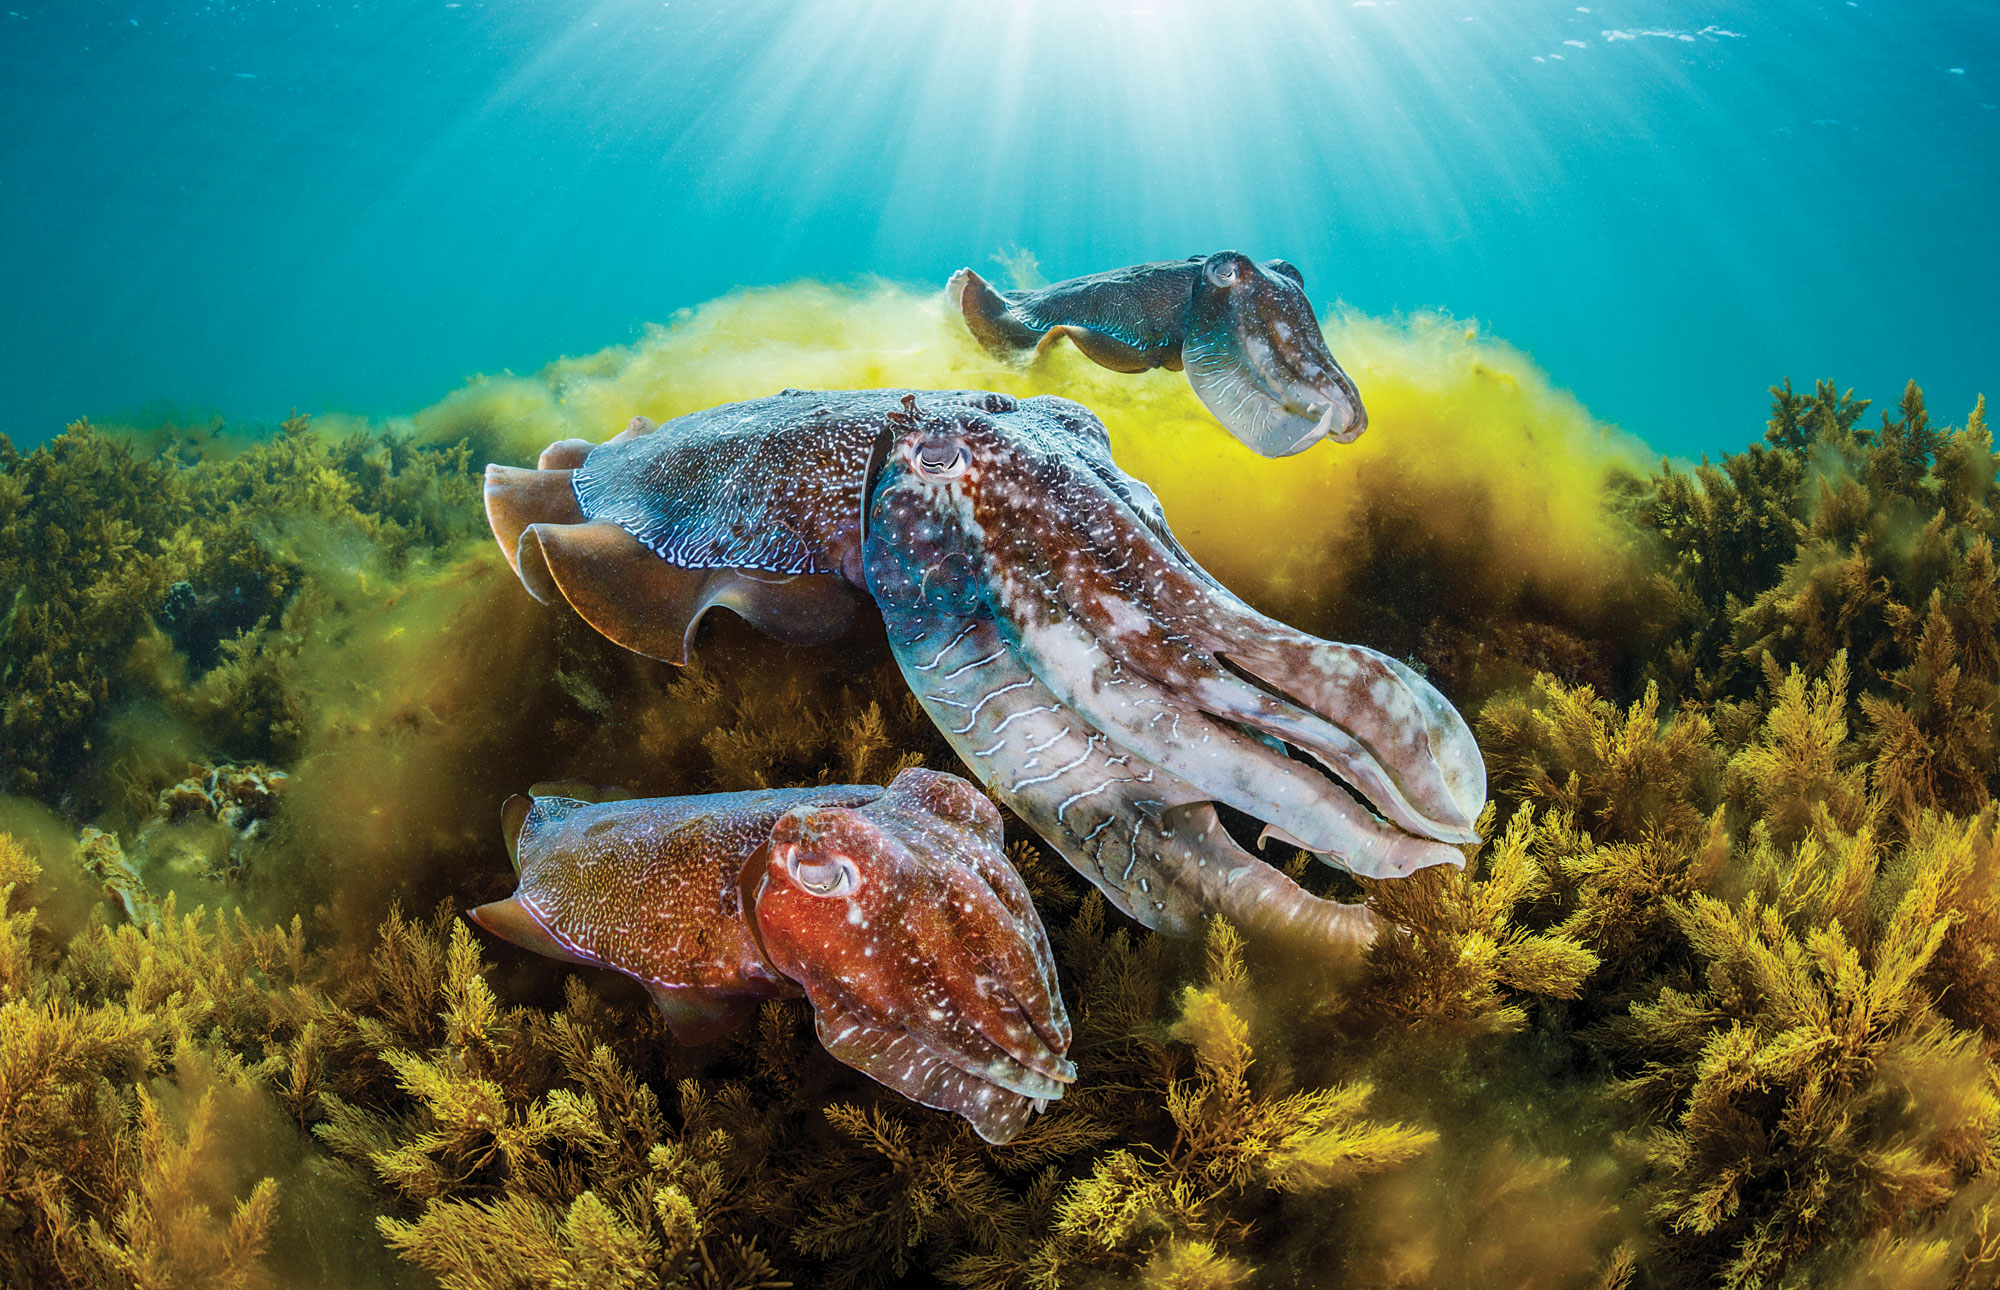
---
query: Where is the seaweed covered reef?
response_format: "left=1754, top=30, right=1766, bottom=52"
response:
left=1, top=281, right=1996, bottom=1288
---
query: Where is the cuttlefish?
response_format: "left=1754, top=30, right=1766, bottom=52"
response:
left=469, top=767, right=1073, bottom=1144
left=947, top=252, right=1366, bottom=457
left=483, top=388, right=1485, bottom=945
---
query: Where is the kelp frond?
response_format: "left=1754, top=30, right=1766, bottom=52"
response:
left=1726, top=651, right=1872, bottom=846
left=1609, top=812, right=2000, bottom=1286
left=1017, top=921, right=1435, bottom=1286
left=1481, top=677, right=1723, bottom=846
left=1168, top=923, right=1436, bottom=1192
left=88, top=1068, right=282, bottom=1290
left=1862, top=590, right=1998, bottom=821
left=0, top=833, right=297, bottom=1290
left=1353, top=806, right=1601, bottom=1035
left=0, top=831, right=41, bottom=998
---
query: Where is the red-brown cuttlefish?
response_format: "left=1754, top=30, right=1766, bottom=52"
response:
left=469, top=767, right=1073, bottom=1144
left=483, top=388, right=1486, bottom=948
left=948, top=252, right=1365, bottom=457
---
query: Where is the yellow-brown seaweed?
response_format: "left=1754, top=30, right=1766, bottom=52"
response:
left=1, top=285, right=1996, bottom=1287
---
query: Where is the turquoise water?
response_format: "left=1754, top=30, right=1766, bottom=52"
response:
left=2, top=0, right=1993, bottom=454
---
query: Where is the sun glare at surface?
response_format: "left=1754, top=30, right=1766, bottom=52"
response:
left=0, top=0, right=1991, bottom=452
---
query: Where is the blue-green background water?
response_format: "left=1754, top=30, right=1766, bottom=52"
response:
left=2, top=0, right=1993, bottom=456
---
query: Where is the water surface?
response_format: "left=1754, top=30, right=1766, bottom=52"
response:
left=2, top=0, right=1993, bottom=452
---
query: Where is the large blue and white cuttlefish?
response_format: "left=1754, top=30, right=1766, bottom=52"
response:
left=948, top=253, right=1365, bottom=457
left=484, top=389, right=1485, bottom=945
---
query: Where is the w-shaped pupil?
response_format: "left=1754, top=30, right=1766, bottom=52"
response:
left=919, top=442, right=965, bottom=473
left=793, top=856, right=848, bottom=894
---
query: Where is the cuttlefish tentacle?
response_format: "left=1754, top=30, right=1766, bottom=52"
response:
left=947, top=252, right=1366, bottom=457
left=469, top=768, right=1073, bottom=1144
left=481, top=387, right=1486, bottom=943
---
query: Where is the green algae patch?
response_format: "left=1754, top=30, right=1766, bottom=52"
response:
left=1, top=281, right=1998, bottom=1287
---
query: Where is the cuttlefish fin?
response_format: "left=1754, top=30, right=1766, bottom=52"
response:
left=502, top=793, right=589, bottom=876
left=525, top=779, right=636, bottom=804
left=947, top=268, right=1041, bottom=359
left=484, top=465, right=586, bottom=581
left=607, top=415, right=657, bottom=445
left=645, top=984, right=757, bottom=1046
left=467, top=895, right=597, bottom=968
left=537, top=439, right=594, bottom=470
left=1037, top=324, right=1154, bottom=375
left=813, top=995, right=1037, bottom=1145
left=503, top=783, right=635, bottom=872
left=500, top=795, right=532, bottom=874
left=519, top=521, right=863, bottom=665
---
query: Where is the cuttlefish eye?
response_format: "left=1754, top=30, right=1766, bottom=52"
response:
left=914, top=438, right=971, bottom=478
left=1204, top=256, right=1243, bottom=289
left=789, top=852, right=862, bottom=897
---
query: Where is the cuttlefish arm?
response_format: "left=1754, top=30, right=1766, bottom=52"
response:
left=864, top=393, right=1486, bottom=938
left=469, top=768, right=1073, bottom=1144
left=883, top=610, right=1380, bottom=943
left=947, top=252, right=1366, bottom=457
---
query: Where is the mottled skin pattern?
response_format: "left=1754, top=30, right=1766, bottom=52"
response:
left=573, top=391, right=884, bottom=583
left=469, top=768, right=1073, bottom=1144
left=484, top=391, right=979, bottom=663
left=947, top=252, right=1367, bottom=457
left=481, top=388, right=1487, bottom=944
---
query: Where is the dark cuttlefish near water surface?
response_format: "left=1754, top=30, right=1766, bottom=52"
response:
left=470, top=767, right=1073, bottom=1144
left=947, top=252, right=1366, bottom=457
left=483, top=388, right=1485, bottom=946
